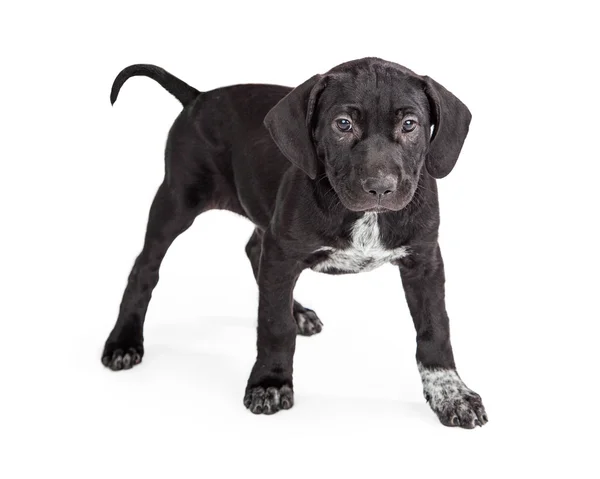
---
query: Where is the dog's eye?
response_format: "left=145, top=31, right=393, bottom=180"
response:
left=402, top=119, right=417, bottom=132
left=335, top=118, right=353, bottom=132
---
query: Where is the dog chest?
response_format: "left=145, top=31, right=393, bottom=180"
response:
left=311, top=212, right=409, bottom=274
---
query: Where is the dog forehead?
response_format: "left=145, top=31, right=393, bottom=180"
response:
left=321, top=67, right=428, bottom=113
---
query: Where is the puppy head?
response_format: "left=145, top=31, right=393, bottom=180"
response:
left=264, top=58, right=471, bottom=212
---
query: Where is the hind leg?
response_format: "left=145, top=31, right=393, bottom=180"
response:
left=101, top=181, right=205, bottom=370
left=245, top=229, right=323, bottom=336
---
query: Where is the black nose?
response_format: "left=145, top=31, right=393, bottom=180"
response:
left=362, top=176, right=398, bottom=197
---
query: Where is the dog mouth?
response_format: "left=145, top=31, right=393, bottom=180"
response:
left=336, top=188, right=416, bottom=212
left=364, top=205, right=392, bottom=213
left=338, top=194, right=412, bottom=212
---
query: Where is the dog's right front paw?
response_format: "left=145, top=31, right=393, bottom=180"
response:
left=101, top=342, right=144, bottom=371
left=244, top=384, right=294, bottom=415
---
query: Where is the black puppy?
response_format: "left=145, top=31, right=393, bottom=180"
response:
left=102, top=58, right=487, bottom=428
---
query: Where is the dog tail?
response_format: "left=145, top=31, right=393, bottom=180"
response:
left=110, top=64, right=201, bottom=107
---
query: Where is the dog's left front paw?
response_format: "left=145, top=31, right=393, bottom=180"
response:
left=244, top=384, right=294, bottom=415
left=419, top=365, right=488, bottom=429
left=429, top=389, right=487, bottom=429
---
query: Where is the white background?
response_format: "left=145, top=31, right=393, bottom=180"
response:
left=2, top=1, right=599, bottom=477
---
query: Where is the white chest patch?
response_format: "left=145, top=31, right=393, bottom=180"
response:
left=311, top=212, right=409, bottom=274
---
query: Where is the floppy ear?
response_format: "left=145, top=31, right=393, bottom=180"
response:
left=423, top=76, right=472, bottom=179
left=264, top=74, right=327, bottom=180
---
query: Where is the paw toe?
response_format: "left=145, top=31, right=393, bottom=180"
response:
left=279, top=385, right=294, bottom=409
left=475, top=406, right=488, bottom=426
left=109, top=350, right=124, bottom=371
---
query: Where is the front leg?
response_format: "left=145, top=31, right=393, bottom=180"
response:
left=399, top=243, right=488, bottom=428
left=244, top=235, right=301, bottom=415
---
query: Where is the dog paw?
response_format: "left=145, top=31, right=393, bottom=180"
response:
left=101, top=342, right=144, bottom=371
left=419, top=365, right=488, bottom=429
left=429, top=389, right=487, bottom=428
left=293, top=302, right=323, bottom=336
left=244, top=384, right=294, bottom=415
